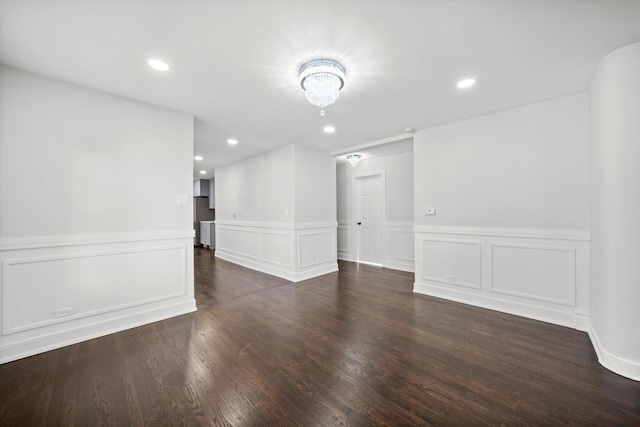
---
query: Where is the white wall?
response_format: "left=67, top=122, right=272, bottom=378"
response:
left=215, top=144, right=337, bottom=281
left=295, top=144, right=336, bottom=223
left=0, top=66, right=196, bottom=363
left=414, top=94, right=589, bottom=231
left=413, top=93, right=591, bottom=331
left=589, top=42, right=640, bottom=381
left=336, top=150, right=414, bottom=271
left=215, top=144, right=295, bottom=223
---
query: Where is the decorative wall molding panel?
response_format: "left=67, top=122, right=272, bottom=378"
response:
left=215, top=221, right=338, bottom=282
left=414, top=226, right=590, bottom=329
left=337, top=220, right=355, bottom=262
left=337, top=220, right=414, bottom=272
left=384, top=222, right=415, bottom=272
left=0, top=231, right=196, bottom=364
left=421, top=238, right=481, bottom=289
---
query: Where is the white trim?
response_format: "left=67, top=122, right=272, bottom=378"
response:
left=2, top=245, right=188, bottom=335
left=421, top=238, right=481, bottom=289
left=215, top=222, right=338, bottom=282
left=0, top=229, right=195, bottom=251
left=214, top=220, right=337, bottom=230
left=414, top=281, right=576, bottom=328
left=584, top=321, right=640, bottom=382
left=413, top=225, right=590, bottom=241
left=574, top=313, right=591, bottom=332
left=0, top=299, right=196, bottom=364
left=330, top=134, right=413, bottom=157
left=297, top=230, right=335, bottom=269
left=353, top=170, right=386, bottom=265
left=216, top=248, right=338, bottom=283
left=488, top=243, right=577, bottom=307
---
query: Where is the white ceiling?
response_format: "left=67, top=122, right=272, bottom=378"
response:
left=1, top=1, right=639, bottom=178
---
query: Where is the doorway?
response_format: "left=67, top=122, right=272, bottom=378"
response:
left=353, top=171, right=385, bottom=265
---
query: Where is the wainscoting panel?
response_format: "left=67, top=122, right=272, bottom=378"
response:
left=298, top=231, right=334, bottom=269
left=414, top=226, right=590, bottom=329
left=215, top=221, right=337, bottom=282
left=490, top=243, right=576, bottom=306
left=0, top=230, right=196, bottom=364
left=337, top=222, right=352, bottom=261
left=260, top=232, right=293, bottom=268
left=338, top=220, right=414, bottom=272
left=385, top=222, right=414, bottom=272
left=3, top=246, right=186, bottom=335
left=421, top=238, right=481, bottom=289
left=235, top=230, right=260, bottom=259
left=216, top=227, right=235, bottom=253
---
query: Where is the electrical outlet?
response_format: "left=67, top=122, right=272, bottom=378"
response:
left=445, top=275, right=456, bottom=283
left=54, top=307, right=74, bottom=318
left=426, top=207, right=436, bottom=215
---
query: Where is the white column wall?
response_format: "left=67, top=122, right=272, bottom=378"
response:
left=215, top=144, right=337, bottom=281
left=589, top=42, right=640, bottom=381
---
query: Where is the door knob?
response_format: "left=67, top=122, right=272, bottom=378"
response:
left=357, top=222, right=362, bottom=225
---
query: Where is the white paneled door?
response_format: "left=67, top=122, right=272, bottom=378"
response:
left=356, top=173, right=385, bottom=265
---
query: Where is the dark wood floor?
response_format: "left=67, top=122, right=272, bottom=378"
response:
left=1, top=248, right=639, bottom=426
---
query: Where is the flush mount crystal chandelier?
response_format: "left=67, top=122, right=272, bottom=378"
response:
left=347, top=154, right=361, bottom=167
left=299, top=58, right=346, bottom=116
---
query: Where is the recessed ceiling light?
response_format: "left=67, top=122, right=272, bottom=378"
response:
left=457, top=78, right=476, bottom=89
left=324, top=126, right=336, bottom=134
left=199, top=170, right=206, bottom=174
left=194, top=156, right=203, bottom=161
left=227, top=139, right=238, bottom=145
left=148, top=59, right=169, bottom=71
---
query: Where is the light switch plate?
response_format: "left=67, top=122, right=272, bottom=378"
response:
left=177, top=194, right=189, bottom=205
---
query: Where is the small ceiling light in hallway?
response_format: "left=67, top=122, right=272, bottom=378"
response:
left=347, top=154, right=361, bottom=167
left=299, top=59, right=346, bottom=116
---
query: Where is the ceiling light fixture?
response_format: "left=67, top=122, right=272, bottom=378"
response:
left=299, top=58, right=346, bottom=116
left=148, top=59, right=169, bottom=71
left=347, top=154, right=361, bottom=167
left=194, top=156, right=203, bottom=161
left=324, top=125, right=335, bottom=134
left=227, top=139, right=238, bottom=145
left=199, top=170, right=206, bottom=174
left=457, top=78, right=476, bottom=89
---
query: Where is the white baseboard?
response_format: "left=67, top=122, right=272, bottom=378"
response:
left=585, top=321, right=640, bottom=382
left=293, top=264, right=339, bottom=282
left=337, top=253, right=356, bottom=262
left=574, top=313, right=591, bottom=332
left=216, top=249, right=296, bottom=281
left=414, top=281, right=576, bottom=328
left=0, top=299, right=196, bottom=364
left=384, top=260, right=415, bottom=273
left=216, top=249, right=338, bottom=283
